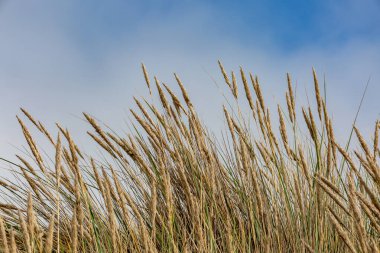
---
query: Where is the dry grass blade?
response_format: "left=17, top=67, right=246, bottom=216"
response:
left=286, top=73, right=296, bottom=123
left=218, top=60, right=231, bottom=88
left=374, top=120, right=379, bottom=157
left=0, top=217, right=9, bottom=253
left=19, top=210, right=32, bottom=253
left=231, top=71, right=238, bottom=99
left=142, top=63, right=152, bottom=94
left=354, top=126, right=372, bottom=158
left=327, top=208, right=357, bottom=253
left=10, top=230, right=17, bottom=253
left=16, top=116, right=46, bottom=173
left=240, top=67, right=255, bottom=113
left=0, top=64, right=378, bottom=252
left=312, top=68, right=323, bottom=120
left=44, top=214, right=55, bottom=253
left=20, top=108, right=42, bottom=131
left=347, top=172, right=368, bottom=253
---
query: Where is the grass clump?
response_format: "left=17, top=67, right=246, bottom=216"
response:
left=0, top=62, right=379, bottom=252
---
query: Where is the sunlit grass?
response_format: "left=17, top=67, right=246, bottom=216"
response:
left=0, top=63, right=379, bottom=252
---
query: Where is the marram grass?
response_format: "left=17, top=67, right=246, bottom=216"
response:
left=0, top=63, right=379, bottom=252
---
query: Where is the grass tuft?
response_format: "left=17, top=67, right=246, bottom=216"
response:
left=0, top=63, right=379, bottom=252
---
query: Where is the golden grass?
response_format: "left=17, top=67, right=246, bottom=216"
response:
left=0, top=62, right=379, bottom=252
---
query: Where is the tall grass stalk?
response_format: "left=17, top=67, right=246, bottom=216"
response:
left=0, top=63, right=379, bottom=252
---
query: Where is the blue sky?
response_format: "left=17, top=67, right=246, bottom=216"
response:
left=11, top=0, right=379, bottom=54
left=0, top=0, right=379, bottom=161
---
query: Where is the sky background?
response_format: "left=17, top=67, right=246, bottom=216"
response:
left=0, top=0, right=379, bottom=165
